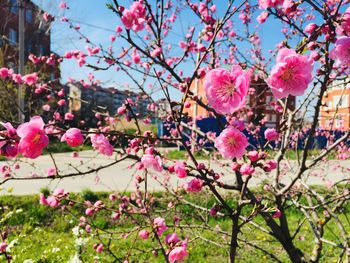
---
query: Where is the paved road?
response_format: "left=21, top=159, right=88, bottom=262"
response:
left=0, top=151, right=349, bottom=195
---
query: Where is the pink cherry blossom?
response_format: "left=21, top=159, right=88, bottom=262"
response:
left=0, top=242, right=7, bottom=252
left=141, top=154, right=163, bottom=172
left=183, top=178, right=203, bottom=192
left=239, top=164, right=255, bottom=176
left=61, top=128, right=84, bottom=147
left=90, top=134, right=113, bottom=156
left=247, top=150, right=259, bottom=162
left=22, top=73, right=38, bottom=86
left=337, top=7, right=350, bottom=35
left=215, top=127, right=248, bottom=159
left=272, top=208, right=282, bottom=218
left=174, top=161, right=187, bottom=178
left=267, top=48, right=313, bottom=99
left=96, top=243, right=103, bottom=253
left=65, top=112, right=75, bottom=120
left=59, top=1, right=67, bottom=9
left=264, top=160, right=277, bottom=172
left=46, top=196, right=59, bottom=208
left=166, top=233, right=180, bottom=245
left=168, top=244, right=188, bottom=263
left=153, top=217, right=167, bottom=236
left=204, top=65, right=250, bottom=114
left=17, top=116, right=49, bottom=159
left=12, top=73, right=23, bottom=84
left=85, top=207, right=94, bottom=216
left=47, top=167, right=56, bottom=177
left=258, top=0, right=283, bottom=9
left=257, top=11, right=269, bottom=24
left=39, top=193, right=48, bottom=205
left=2, top=122, right=17, bottom=137
left=264, top=128, right=279, bottom=141
left=138, top=230, right=150, bottom=240
left=0, top=67, right=12, bottom=79
left=330, top=37, right=350, bottom=66
left=304, top=23, right=318, bottom=34
left=121, top=1, right=146, bottom=32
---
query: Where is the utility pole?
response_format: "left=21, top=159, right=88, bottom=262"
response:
left=18, top=0, right=25, bottom=123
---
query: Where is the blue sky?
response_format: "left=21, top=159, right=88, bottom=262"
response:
left=31, top=0, right=289, bottom=95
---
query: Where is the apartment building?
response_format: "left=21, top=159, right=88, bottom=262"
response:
left=320, top=78, right=350, bottom=130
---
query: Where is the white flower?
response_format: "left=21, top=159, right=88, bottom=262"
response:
left=68, top=253, right=82, bottom=263
left=72, top=226, right=80, bottom=236
left=6, top=238, right=18, bottom=252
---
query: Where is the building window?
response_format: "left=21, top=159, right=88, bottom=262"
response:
left=8, top=28, right=17, bottom=45
left=266, top=114, right=276, bottom=122
left=26, top=9, right=33, bottom=23
left=334, top=95, right=349, bottom=108
left=9, top=0, right=18, bottom=14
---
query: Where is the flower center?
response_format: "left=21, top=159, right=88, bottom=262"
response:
left=32, top=133, right=41, bottom=143
left=228, top=137, right=236, bottom=147
left=281, top=68, right=293, bottom=81
left=223, top=81, right=236, bottom=97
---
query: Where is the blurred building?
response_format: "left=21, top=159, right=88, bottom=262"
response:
left=0, top=0, right=59, bottom=80
left=247, top=79, right=295, bottom=128
left=183, top=78, right=295, bottom=128
left=67, top=82, right=151, bottom=127
left=320, top=79, right=350, bottom=130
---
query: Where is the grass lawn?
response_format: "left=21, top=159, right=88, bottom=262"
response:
left=164, top=148, right=337, bottom=160
left=0, top=189, right=347, bottom=262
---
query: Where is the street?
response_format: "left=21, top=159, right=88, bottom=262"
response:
left=0, top=151, right=349, bottom=195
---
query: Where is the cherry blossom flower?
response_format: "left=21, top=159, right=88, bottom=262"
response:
left=264, top=160, right=278, bottom=172
left=174, top=161, right=187, bottom=178
left=214, top=127, right=248, bottom=159
left=267, top=48, right=313, bottom=99
left=304, top=23, right=318, bottom=35
left=61, top=128, right=84, bottom=147
left=239, top=164, right=255, bottom=176
left=141, top=154, right=163, bottom=172
left=138, top=230, right=150, bottom=240
left=90, top=134, right=113, bottom=156
left=0, top=242, right=7, bottom=252
left=165, top=233, right=180, bottom=245
left=247, top=151, right=259, bottom=162
left=17, top=116, right=49, bottom=159
left=96, top=244, right=103, bottom=253
left=258, top=0, right=283, bottom=9
left=204, top=65, right=250, bottom=114
left=121, top=1, right=146, bottom=32
left=272, top=208, right=282, bottom=218
left=0, top=67, right=12, bottom=79
left=22, top=73, right=38, bottom=86
left=183, top=178, right=203, bottom=192
left=264, top=128, right=279, bottom=141
left=330, top=37, right=350, bottom=66
left=153, top=217, right=167, bottom=236
left=168, top=244, right=188, bottom=263
left=256, top=11, right=269, bottom=24
left=47, top=167, right=56, bottom=177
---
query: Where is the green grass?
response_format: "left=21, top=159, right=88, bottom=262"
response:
left=0, top=190, right=348, bottom=262
left=165, top=148, right=338, bottom=160
left=165, top=149, right=211, bottom=160
left=43, top=141, right=92, bottom=154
